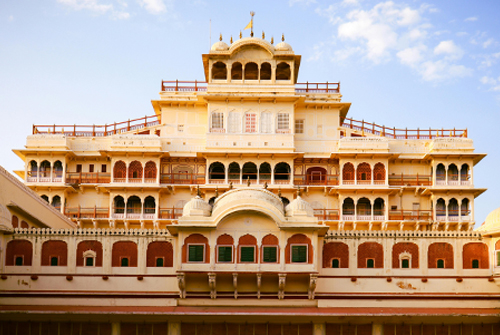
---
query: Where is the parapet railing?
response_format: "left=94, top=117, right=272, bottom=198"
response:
left=161, top=80, right=340, bottom=93
left=32, top=114, right=160, bottom=137
left=342, top=118, right=467, bottom=139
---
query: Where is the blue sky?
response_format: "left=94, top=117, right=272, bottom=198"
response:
left=1, top=0, right=499, bottom=225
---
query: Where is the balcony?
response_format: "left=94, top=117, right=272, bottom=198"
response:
left=66, top=172, right=111, bottom=184
left=65, top=207, right=110, bottom=219
left=27, top=171, right=63, bottom=183
left=436, top=210, right=471, bottom=222
left=294, top=174, right=339, bottom=186
left=341, top=210, right=385, bottom=221
left=436, top=174, right=471, bottom=187
left=160, top=173, right=205, bottom=185
left=313, top=209, right=339, bottom=221
left=388, top=210, right=433, bottom=221
left=389, top=174, right=432, bottom=186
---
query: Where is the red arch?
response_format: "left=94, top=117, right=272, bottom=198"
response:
left=323, top=242, right=348, bottom=268
left=76, top=240, right=103, bottom=267
left=147, top=241, right=173, bottom=267
left=6, top=240, right=32, bottom=266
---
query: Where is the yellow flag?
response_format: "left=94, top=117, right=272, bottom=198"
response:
left=244, top=20, right=252, bottom=30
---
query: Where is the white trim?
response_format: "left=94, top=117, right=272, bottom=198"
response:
left=239, top=245, right=256, bottom=263
left=216, top=245, right=234, bottom=263
left=262, top=245, right=279, bottom=263
left=187, top=243, right=206, bottom=263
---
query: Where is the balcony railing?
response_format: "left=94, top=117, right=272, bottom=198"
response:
left=27, top=171, right=63, bottom=183
left=314, top=209, right=339, bottom=221
left=32, top=114, right=160, bottom=137
left=436, top=210, right=471, bottom=222
left=388, top=174, right=432, bottom=186
left=64, top=207, right=110, bottom=219
left=66, top=172, right=111, bottom=184
left=160, top=173, right=206, bottom=185
left=342, top=118, right=467, bottom=139
left=388, top=210, right=433, bottom=221
left=341, top=179, right=386, bottom=186
left=161, top=80, right=340, bottom=94
left=294, top=174, right=339, bottom=186
left=159, top=207, right=183, bottom=220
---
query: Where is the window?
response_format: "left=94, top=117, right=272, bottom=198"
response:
left=366, top=259, right=374, bottom=268
left=437, top=259, right=444, bottom=268
left=211, top=112, right=224, bottom=130
left=245, top=113, right=257, bottom=133
left=260, top=112, right=272, bottom=133
left=263, top=246, right=277, bottom=263
left=277, top=113, right=289, bottom=130
left=218, top=246, right=233, bottom=262
left=332, top=258, right=340, bottom=268
left=89, top=164, right=94, bottom=173
left=85, top=257, right=94, bottom=267
left=178, top=124, right=184, bottom=132
left=472, top=259, right=479, bottom=269
left=156, top=258, right=164, bottom=267
left=240, top=246, right=255, bottom=262
left=76, top=164, right=82, bottom=173
left=497, top=252, right=500, bottom=266
left=295, top=119, right=304, bottom=134
left=291, top=245, right=307, bottom=263
left=401, top=259, right=410, bottom=268
left=121, top=258, right=129, bottom=267
left=228, top=112, right=240, bottom=133
left=101, top=164, right=107, bottom=173
left=15, top=256, right=23, bottom=266
left=51, top=257, right=58, bottom=266
left=188, top=245, right=204, bottom=262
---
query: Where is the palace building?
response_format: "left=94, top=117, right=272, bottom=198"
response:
left=1, top=33, right=500, bottom=335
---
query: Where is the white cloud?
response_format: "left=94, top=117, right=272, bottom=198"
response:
left=58, top=0, right=113, bottom=14
left=289, top=0, right=316, bottom=6
left=481, top=76, right=496, bottom=85
left=112, top=11, right=130, bottom=19
left=464, top=16, right=478, bottom=22
left=483, top=38, right=495, bottom=49
left=397, top=46, right=425, bottom=66
left=480, top=52, right=500, bottom=67
left=419, top=60, right=472, bottom=81
left=434, top=40, right=463, bottom=59
left=139, top=0, right=167, bottom=14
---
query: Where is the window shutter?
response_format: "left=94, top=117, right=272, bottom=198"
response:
left=240, top=246, right=255, bottom=262
left=218, top=246, right=232, bottom=262
left=291, top=246, right=307, bottom=263
left=189, top=245, right=204, bottom=262
left=263, top=246, right=277, bottom=263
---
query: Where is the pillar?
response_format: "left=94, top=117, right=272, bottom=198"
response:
left=168, top=322, right=181, bottom=335
left=111, top=322, right=120, bottom=335
left=372, top=323, right=384, bottom=335
left=313, top=323, right=326, bottom=335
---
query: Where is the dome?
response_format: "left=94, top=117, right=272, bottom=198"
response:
left=182, top=195, right=212, bottom=217
left=285, top=196, right=314, bottom=217
left=211, top=41, right=229, bottom=52
left=275, top=42, right=293, bottom=52
left=478, top=207, right=500, bottom=232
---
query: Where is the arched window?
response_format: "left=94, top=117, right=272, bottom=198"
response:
left=428, top=243, right=453, bottom=269
left=51, top=195, right=61, bottom=210
left=436, top=163, right=446, bottom=182
left=76, top=241, right=103, bottom=267
left=41, top=240, right=67, bottom=266
left=144, top=196, right=156, bottom=214
left=448, top=198, right=459, bottom=219
left=461, top=198, right=470, bottom=218
left=212, top=62, right=227, bottom=80
left=217, top=234, right=234, bottom=263
left=231, top=62, right=242, bottom=80
left=260, top=111, right=272, bottom=133
left=53, top=161, right=63, bottom=179
left=286, top=234, right=312, bottom=264
left=358, top=242, right=383, bottom=268
left=274, top=162, right=290, bottom=183
left=261, top=234, right=279, bottom=263
left=211, top=112, right=224, bottom=131
left=144, top=161, right=157, bottom=181
left=373, top=198, right=384, bottom=219
left=113, top=161, right=127, bottom=182
left=41, top=195, right=49, bottom=203
left=228, top=162, right=240, bottom=183
left=463, top=242, right=488, bottom=269
left=448, top=164, right=458, bottom=182
left=12, top=215, right=18, bottom=228
left=183, top=234, right=209, bottom=263
left=260, top=62, right=271, bottom=80
left=29, top=160, right=38, bottom=172
left=392, top=242, right=418, bottom=269
left=244, top=62, right=258, bottom=80
left=357, top=198, right=371, bottom=218
left=436, top=198, right=446, bottom=219
left=342, top=198, right=355, bottom=216
left=147, top=241, right=173, bottom=267
left=306, top=167, right=327, bottom=185
left=126, top=196, right=142, bottom=215
left=357, top=163, right=371, bottom=184
left=460, top=164, right=470, bottom=183
left=242, top=162, right=257, bottom=181
left=20, top=220, right=29, bottom=229
left=114, top=196, right=125, bottom=214
left=323, top=242, right=348, bottom=268
left=128, top=161, right=143, bottom=182
left=259, top=163, right=271, bottom=182
left=6, top=240, right=33, bottom=266
left=342, top=163, right=355, bottom=184
left=28, top=160, right=38, bottom=181
left=373, top=163, right=385, bottom=183
left=228, top=111, right=241, bottom=133
left=112, top=241, right=138, bottom=267
left=244, top=112, right=257, bottom=133
left=40, top=160, right=51, bottom=178
left=209, top=162, right=225, bottom=181
left=276, top=62, right=291, bottom=80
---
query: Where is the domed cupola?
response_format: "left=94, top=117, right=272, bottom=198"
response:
left=275, top=34, right=293, bottom=52
left=477, top=207, right=500, bottom=232
left=210, top=34, right=229, bottom=52
left=182, top=187, right=212, bottom=217
left=285, top=188, right=314, bottom=218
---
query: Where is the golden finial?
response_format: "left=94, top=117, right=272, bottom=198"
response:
left=219, top=33, right=222, bottom=42
left=297, top=186, right=301, bottom=197
left=239, top=31, right=242, bottom=39
left=230, top=36, right=233, bottom=44
left=278, top=187, right=282, bottom=198
left=262, top=31, right=265, bottom=39
left=196, top=185, right=201, bottom=197
left=247, top=176, right=251, bottom=186
left=282, top=33, right=285, bottom=42
left=271, top=36, right=274, bottom=44
left=229, top=181, right=233, bottom=189
left=215, top=187, right=219, bottom=198
left=263, top=181, right=268, bottom=189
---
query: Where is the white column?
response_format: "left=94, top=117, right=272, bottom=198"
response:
left=445, top=165, right=449, bottom=185
left=126, top=161, right=129, bottom=183
left=432, top=162, right=436, bottom=186
left=445, top=198, right=449, bottom=222
left=142, top=162, right=145, bottom=184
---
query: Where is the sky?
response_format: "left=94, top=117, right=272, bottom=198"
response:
left=0, top=0, right=499, bottom=226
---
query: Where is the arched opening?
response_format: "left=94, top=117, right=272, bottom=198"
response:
left=144, top=161, right=157, bottom=181
left=448, top=198, right=459, bottom=220
left=112, top=241, right=138, bottom=267
left=448, top=164, right=458, bottom=183
left=147, top=241, right=173, bottom=267
left=144, top=196, right=156, bottom=215
left=274, top=162, right=290, bottom=183
left=28, top=160, right=38, bottom=181
left=259, top=162, right=271, bottom=182
left=244, top=62, right=258, bottom=80
left=242, top=162, right=257, bottom=181
left=357, top=198, right=371, bottom=218
left=342, top=163, right=355, bottom=184
left=260, top=62, right=271, bottom=80
left=113, top=196, right=125, bottom=214
left=40, top=160, right=51, bottom=178
left=228, top=162, right=240, bottom=183
left=209, top=162, right=225, bottom=182
left=306, top=167, right=327, bottom=185
left=113, top=161, right=127, bottom=182
left=128, top=161, right=143, bottom=182
left=373, top=198, right=385, bottom=219
left=172, top=165, right=194, bottom=183
left=212, top=62, right=227, bottom=80
left=461, top=198, right=470, bottom=218
left=126, top=196, right=142, bottom=216
left=436, top=163, right=446, bottom=182
left=342, top=198, right=355, bottom=217
left=41, top=195, right=49, bottom=203
left=436, top=198, right=446, bottom=219
left=51, top=195, right=61, bottom=210
left=373, top=163, right=385, bottom=183
left=357, top=163, right=371, bottom=184
left=53, top=161, right=63, bottom=179
left=460, top=164, right=470, bottom=183
left=12, top=215, right=18, bottom=228
left=231, top=62, right=242, bottom=80
left=276, top=62, right=291, bottom=80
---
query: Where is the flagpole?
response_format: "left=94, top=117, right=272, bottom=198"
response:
left=250, top=11, right=255, bottom=37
